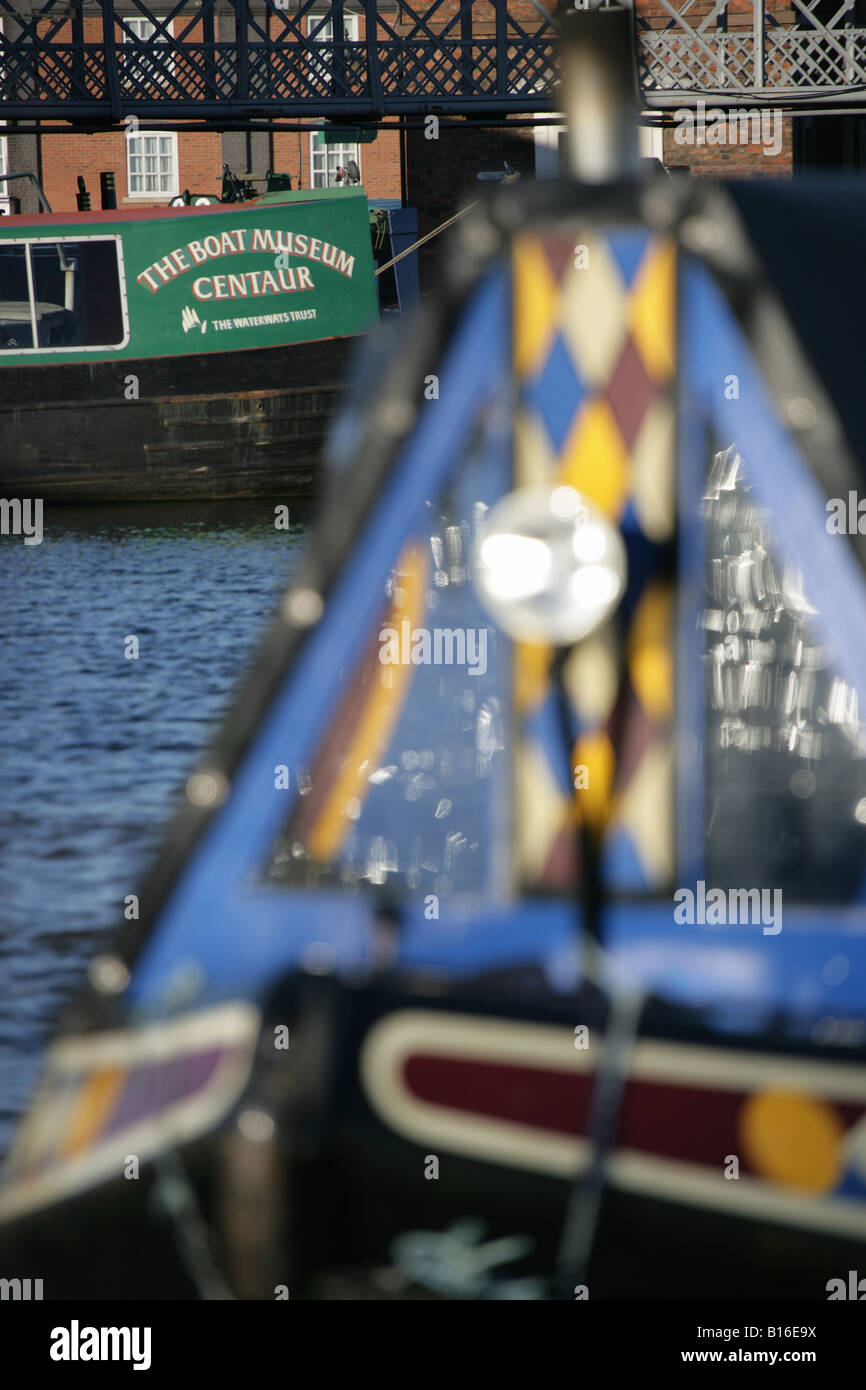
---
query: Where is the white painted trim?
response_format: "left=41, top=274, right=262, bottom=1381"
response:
left=360, top=1009, right=866, bottom=1239
left=0, top=233, right=130, bottom=353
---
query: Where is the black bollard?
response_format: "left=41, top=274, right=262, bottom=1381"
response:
left=99, top=171, right=117, bottom=210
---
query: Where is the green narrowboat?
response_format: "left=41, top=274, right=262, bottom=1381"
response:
left=0, top=185, right=381, bottom=502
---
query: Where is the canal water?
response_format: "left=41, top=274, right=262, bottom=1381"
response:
left=0, top=498, right=313, bottom=1160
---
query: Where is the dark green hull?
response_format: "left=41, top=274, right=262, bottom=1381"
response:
left=0, top=335, right=356, bottom=502
left=0, top=186, right=378, bottom=500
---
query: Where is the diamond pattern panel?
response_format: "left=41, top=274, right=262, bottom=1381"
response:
left=511, top=227, right=677, bottom=893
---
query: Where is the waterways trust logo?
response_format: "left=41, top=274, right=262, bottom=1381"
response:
left=379, top=621, right=488, bottom=676
left=674, top=880, right=782, bottom=935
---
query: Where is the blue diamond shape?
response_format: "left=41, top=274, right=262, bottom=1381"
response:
left=606, top=231, right=651, bottom=291
left=523, top=333, right=587, bottom=454
left=604, top=826, right=650, bottom=891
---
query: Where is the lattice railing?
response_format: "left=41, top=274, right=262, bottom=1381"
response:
left=0, top=0, right=557, bottom=119
left=638, top=0, right=866, bottom=104
left=0, top=0, right=864, bottom=121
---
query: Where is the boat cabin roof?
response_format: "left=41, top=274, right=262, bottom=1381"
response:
left=0, top=185, right=367, bottom=235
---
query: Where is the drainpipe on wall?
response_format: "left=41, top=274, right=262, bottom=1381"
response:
left=558, top=4, right=641, bottom=183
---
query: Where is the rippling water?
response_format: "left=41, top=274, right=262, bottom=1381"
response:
left=0, top=499, right=312, bottom=1158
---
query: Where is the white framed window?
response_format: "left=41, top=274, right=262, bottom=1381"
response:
left=126, top=130, right=179, bottom=198
left=308, top=13, right=361, bottom=187
left=309, top=131, right=360, bottom=189
left=122, top=14, right=175, bottom=91
left=124, top=15, right=169, bottom=41
left=307, top=12, right=359, bottom=46
left=0, top=235, right=129, bottom=354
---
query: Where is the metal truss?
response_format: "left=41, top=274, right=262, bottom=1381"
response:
left=639, top=0, right=866, bottom=108
left=0, top=0, right=557, bottom=121
left=0, top=1, right=864, bottom=125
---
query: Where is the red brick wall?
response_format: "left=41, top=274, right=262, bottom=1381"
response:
left=663, top=119, right=793, bottom=179
left=35, top=13, right=222, bottom=210
left=405, top=123, right=536, bottom=286
left=39, top=122, right=402, bottom=217
left=40, top=127, right=223, bottom=212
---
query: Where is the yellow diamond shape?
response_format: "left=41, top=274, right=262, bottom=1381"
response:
left=558, top=396, right=631, bottom=520
left=628, top=237, right=676, bottom=386
left=628, top=582, right=673, bottom=722
left=572, top=728, right=616, bottom=833
left=513, top=235, right=558, bottom=379
left=514, top=639, right=552, bottom=715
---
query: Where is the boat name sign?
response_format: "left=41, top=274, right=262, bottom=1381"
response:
left=136, top=227, right=356, bottom=303
left=0, top=189, right=379, bottom=362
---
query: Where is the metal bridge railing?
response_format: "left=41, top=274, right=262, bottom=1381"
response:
left=639, top=0, right=866, bottom=106
left=0, top=1, right=865, bottom=122
left=0, top=0, right=557, bottom=120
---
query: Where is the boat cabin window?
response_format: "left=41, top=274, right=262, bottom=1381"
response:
left=0, top=237, right=125, bottom=351
left=702, top=445, right=866, bottom=905
left=264, top=442, right=510, bottom=904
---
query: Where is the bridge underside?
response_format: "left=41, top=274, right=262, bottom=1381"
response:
left=0, top=0, right=865, bottom=126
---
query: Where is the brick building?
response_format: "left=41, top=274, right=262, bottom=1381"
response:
left=3, top=0, right=855, bottom=249
left=0, top=5, right=407, bottom=214
left=0, top=2, right=564, bottom=287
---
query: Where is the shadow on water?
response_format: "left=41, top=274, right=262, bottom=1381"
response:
left=0, top=496, right=315, bottom=1158
left=39, top=494, right=319, bottom=536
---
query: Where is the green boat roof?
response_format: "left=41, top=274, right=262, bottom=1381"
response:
left=252, top=186, right=369, bottom=207
left=0, top=183, right=370, bottom=236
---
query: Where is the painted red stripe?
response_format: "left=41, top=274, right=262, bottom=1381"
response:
left=404, top=1054, right=864, bottom=1173
left=404, top=1055, right=593, bottom=1139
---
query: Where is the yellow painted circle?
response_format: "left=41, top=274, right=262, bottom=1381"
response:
left=740, top=1090, right=843, bottom=1193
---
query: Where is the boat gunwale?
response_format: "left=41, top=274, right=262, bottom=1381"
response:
left=0, top=186, right=370, bottom=236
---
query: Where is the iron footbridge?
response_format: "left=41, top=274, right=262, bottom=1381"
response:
left=0, top=0, right=865, bottom=127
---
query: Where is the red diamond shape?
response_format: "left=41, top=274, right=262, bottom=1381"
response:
left=606, top=335, right=657, bottom=451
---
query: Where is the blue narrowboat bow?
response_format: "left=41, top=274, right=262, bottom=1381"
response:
left=1, top=10, right=865, bottom=1301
